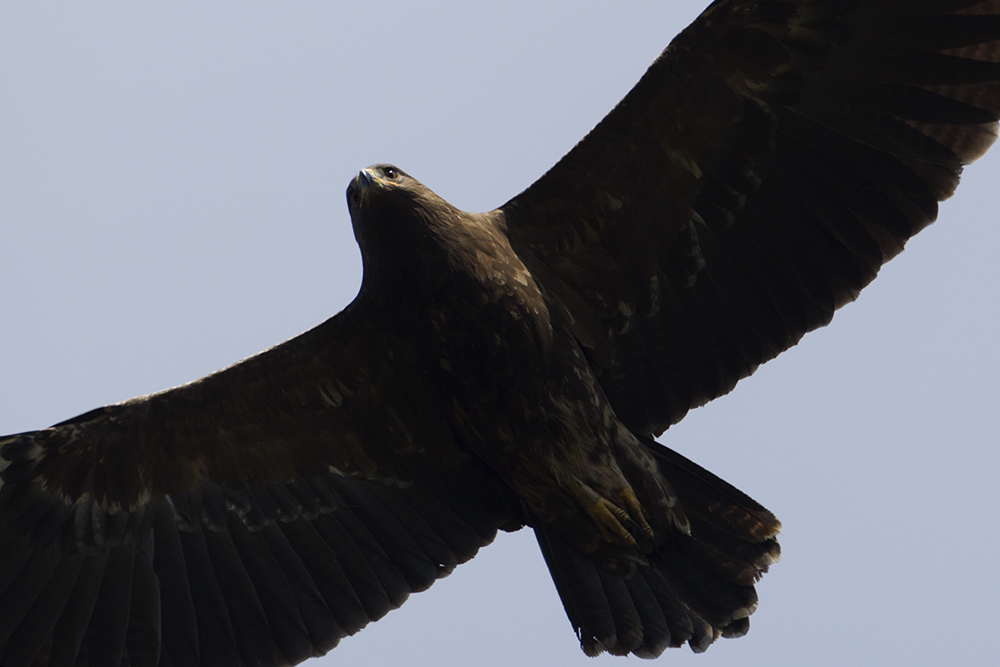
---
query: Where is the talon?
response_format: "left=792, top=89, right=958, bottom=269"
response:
left=618, top=487, right=654, bottom=539
left=586, top=498, right=637, bottom=545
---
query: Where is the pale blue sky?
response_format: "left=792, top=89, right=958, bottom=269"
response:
left=2, top=3, right=999, bottom=666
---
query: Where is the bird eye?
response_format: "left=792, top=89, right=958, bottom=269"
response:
left=384, top=167, right=399, bottom=180
left=349, top=190, right=360, bottom=206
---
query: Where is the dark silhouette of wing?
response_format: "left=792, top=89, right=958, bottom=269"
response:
left=0, top=300, right=521, bottom=667
left=503, top=0, right=1000, bottom=435
left=8, top=2, right=1000, bottom=665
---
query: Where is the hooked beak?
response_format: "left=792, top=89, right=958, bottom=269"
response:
left=357, top=168, right=375, bottom=190
left=349, top=168, right=380, bottom=208
left=347, top=168, right=384, bottom=206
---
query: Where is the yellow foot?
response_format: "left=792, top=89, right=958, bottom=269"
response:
left=583, top=486, right=654, bottom=546
left=586, top=497, right=637, bottom=545
left=618, top=487, right=654, bottom=540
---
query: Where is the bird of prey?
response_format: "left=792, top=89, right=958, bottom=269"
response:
left=3, top=1, right=1000, bottom=665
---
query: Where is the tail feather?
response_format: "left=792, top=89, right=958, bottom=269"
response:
left=681, top=515, right=780, bottom=585
left=594, top=566, right=643, bottom=656
left=645, top=437, right=781, bottom=541
left=621, top=571, right=671, bottom=658
left=535, top=528, right=620, bottom=656
left=537, top=439, right=780, bottom=658
left=656, top=547, right=759, bottom=627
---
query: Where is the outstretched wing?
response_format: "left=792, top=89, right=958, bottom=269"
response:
left=0, top=299, right=521, bottom=667
left=502, top=0, right=1000, bottom=435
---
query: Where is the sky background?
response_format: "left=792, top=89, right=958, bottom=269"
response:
left=2, top=2, right=999, bottom=666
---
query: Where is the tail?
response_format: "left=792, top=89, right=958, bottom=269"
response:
left=535, top=436, right=780, bottom=658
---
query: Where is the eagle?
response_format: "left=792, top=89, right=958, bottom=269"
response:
left=3, top=2, right=1000, bottom=666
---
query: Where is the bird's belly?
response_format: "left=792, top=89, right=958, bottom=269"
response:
left=415, top=296, right=634, bottom=526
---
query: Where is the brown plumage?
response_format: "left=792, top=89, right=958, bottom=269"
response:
left=3, top=1, right=1000, bottom=664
